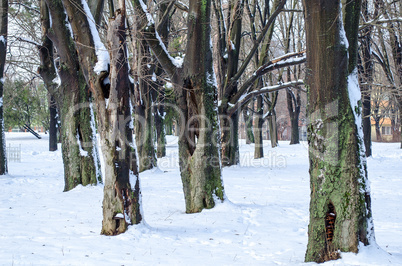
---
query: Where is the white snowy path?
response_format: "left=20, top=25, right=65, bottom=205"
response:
left=0, top=133, right=401, bottom=265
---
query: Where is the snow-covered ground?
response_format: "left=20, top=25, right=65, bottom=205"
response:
left=0, top=132, right=401, bottom=265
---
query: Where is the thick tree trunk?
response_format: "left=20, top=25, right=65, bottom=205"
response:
left=100, top=7, right=142, bottom=235
left=254, top=95, right=264, bottom=158
left=58, top=78, right=100, bottom=191
left=58, top=0, right=142, bottom=234
left=304, top=0, right=374, bottom=262
left=177, top=0, right=224, bottom=213
left=131, top=0, right=224, bottom=213
left=44, top=0, right=101, bottom=191
left=0, top=0, right=7, bottom=174
left=48, top=96, right=58, bottom=151
left=218, top=0, right=243, bottom=167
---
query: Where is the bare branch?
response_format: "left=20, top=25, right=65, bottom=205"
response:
left=227, top=80, right=305, bottom=117
left=230, top=51, right=306, bottom=105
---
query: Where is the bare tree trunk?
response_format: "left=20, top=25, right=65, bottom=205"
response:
left=44, top=0, right=101, bottom=191
left=132, top=0, right=224, bottom=213
left=177, top=0, right=224, bottom=212
left=287, top=88, right=301, bottom=144
left=304, top=0, right=374, bottom=262
left=242, top=102, right=254, bottom=144
left=59, top=0, right=142, bottom=234
left=0, top=0, right=7, bottom=174
left=48, top=96, right=58, bottom=151
left=254, top=95, right=264, bottom=158
left=154, top=88, right=166, bottom=158
left=100, top=4, right=142, bottom=235
left=134, top=39, right=156, bottom=172
left=266, top=92, right=279, bottom=148
left=374, top=118, right=382, bottom=141
left=153, top=1, right=169, bottom=158
left=359, top=0, right=374, bottom=156
left=268, top=113, right=278, bottom=147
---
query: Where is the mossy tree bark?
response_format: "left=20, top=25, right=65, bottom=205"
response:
left=132, top=0, right=225, bottom=213
left=0, top=0, right=7, bottom=175
left=304, top=0, right=374, bottom=262
left=178, top=0, right=224, bottom=212
left=60, top=0, right=142, bottom=234
left=43, top=0, right=101, bottom=191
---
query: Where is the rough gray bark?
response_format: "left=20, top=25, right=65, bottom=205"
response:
left=304, top=0, right=374, bottom=262
left=0, top=0, right=7, bottom=174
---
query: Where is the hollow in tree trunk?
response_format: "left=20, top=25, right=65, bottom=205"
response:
left=100, top=6, right=142, bottom=235
left=304, top=0, right=374, bottom=262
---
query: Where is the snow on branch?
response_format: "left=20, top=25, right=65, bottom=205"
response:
left=230, top=51, right=306, bottom=105
left=227, top=80, right=305, bottom=117
left=133, top=0, right=181, bottom=79
left=139, top=0, right=182, bottom=68
left=254, top=51, right=306, bottom=77
left=359, top=18, right=402, bottom=30
left=80, top=0, right=109, bottom=74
